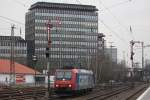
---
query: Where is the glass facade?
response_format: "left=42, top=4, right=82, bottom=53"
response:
left=25, top=2, right=98, bottom=70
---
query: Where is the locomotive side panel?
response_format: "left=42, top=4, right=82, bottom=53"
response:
left=76, top=73, right=94, bottom=90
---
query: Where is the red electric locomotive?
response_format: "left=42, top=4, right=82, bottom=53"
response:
left=54, top=67, right=94, bottom=95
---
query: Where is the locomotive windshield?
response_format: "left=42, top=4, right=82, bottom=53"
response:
left=56, top=71, right=72, bottom=80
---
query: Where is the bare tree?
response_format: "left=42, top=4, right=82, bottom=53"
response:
left=90, top=52, right=128, bottom=83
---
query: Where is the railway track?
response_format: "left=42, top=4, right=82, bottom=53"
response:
left=60, top=84, right=131, bottom=100
left=84, top=83, right=148, bottom=100
left=125, top=84, right=148, bottom=100
left=0, top=86, right=46, bottom=100
left=48, top=82, right=148, bottom=100
left=86, top=86, right=130, bottom=100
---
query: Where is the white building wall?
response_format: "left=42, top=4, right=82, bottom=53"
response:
left=25, top=75, right=35, bottom=83
left=45, top=75, right=55, bottom=83
left=0, top=74, right=35, bottom=85
left=0, top=74, right=10, bottom=84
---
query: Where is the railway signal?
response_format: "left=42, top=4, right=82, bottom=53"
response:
left=46, top=21, right=53, bottom=99
left=130, top=40, right=144, bottom=86
left=130, top=51, right=134, bottom=60
left=47, top=21, right=53, bottom=48
left=45, top=47, right=49, bottom=58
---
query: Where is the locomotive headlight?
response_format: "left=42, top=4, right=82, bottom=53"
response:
left=68, top=84, right=72, bottom=87
left=56, top=84, right=59, bottom=87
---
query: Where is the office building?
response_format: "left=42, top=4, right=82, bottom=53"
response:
left=25, top=2, right=99, bottom=70
left=0, top=36, right=27, bottom=65
left=105, top=48, right=117, bottom=63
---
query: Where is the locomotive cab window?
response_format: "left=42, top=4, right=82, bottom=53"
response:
left=56, top=71, right=72, bottom=80
left=56, top=71, right=64, bottom=79
left=64, top=71, right=72, bottom=79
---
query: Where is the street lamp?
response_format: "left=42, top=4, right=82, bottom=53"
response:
left=32, top=55, right=37, bottom=100
left=32, top=55, right=37, bottom=86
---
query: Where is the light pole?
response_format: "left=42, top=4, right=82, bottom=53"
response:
left=32, top=55, right=37, bottom=100
left=32, top=55, right=37, bottom=86
left=10, top=25, right=15, bottom=86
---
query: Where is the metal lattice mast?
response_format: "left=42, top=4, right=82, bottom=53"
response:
left=10, top=25, right=15, bottom=86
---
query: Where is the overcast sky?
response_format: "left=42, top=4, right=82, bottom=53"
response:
left=0, top=0, right=150, bottom=67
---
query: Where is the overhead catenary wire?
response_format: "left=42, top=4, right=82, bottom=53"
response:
left=76, top=0, right=128, bottom=45
left=10, top=0, right=134, bottom=43
left=0, top=18, right=12, bottom=24
left=99, top=19, right=128, bottom=45
left=3, top=0, right=132, bottom=45
left=0, top=16, right=24, bottom=25
left=75, top=0, right=135, bottom=41
left=99, top=0, right=135, bottom=40
left=99, top=0, right=132, bottom=12
left=13, top=0, right=36, bottom=7
left=0, top=16, right=24, bottom=36
left=106, top=0, right=132, bottom=10
left=11, top=0, right=27, bottom=7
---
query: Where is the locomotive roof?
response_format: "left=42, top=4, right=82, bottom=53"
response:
left=77, top=69, right=93, bottom=74
left=56, top=68, right=93, bottom=74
